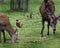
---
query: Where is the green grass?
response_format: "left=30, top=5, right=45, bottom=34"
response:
left=0, top=0, right=60, bottom=48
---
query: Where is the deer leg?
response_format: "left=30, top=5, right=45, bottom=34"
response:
left=0, top=25, right=1, bottom=43
left=0, top=32, right=1, bottom=43
left=40, top=20, right=45, bottom=37
left=53, top=29, right=56, bottom=34
left=2, top=30, right=6, bottom=43
left=47, top=22, right=50, bottom=36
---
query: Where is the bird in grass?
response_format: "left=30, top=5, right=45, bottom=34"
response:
left=16, top=19, right=23, bottom=28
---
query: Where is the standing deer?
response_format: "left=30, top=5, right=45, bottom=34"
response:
left=0, top=14, right=18, bottom=43
left=39, top=0, right=60, bottom=37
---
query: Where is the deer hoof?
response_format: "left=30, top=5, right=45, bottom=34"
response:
left=47, top=34, right=49, bottom=36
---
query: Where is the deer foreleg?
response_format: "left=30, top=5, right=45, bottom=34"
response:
left=0, top=25, right=1, bottom=43
left=0, top=32, right=1, bottom=43
left=53, top=29, right=56, bottom=34
left=41, top=20, right=45, bottom=37
left=2, top=30, right=6, bottom=43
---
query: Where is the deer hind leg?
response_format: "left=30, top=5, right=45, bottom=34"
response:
left=40, top=20, right=45, bottom=37
left=2, top=30, right=6, bottom=43
left=47, top=22, right=50, bottom=36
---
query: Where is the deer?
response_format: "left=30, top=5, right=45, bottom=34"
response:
left=39, top=0, right=60, bottom=37
left=0, top=14, right=18, bottom=43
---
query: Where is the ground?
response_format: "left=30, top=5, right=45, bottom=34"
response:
left=0, top=0, right=60, bottom=48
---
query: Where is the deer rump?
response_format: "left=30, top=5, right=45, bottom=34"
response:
left=0, top=14, right=17, bottom=43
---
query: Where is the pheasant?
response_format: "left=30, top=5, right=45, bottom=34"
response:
left=16, top=20, right=23, bottom=28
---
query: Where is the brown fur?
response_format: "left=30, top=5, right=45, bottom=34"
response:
left=39, top=0, right=55, bottom=20
left=39, top=0, right=55, bottom=37
left=0, top=14, right=17, bottom=43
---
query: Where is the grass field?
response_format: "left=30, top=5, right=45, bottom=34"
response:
left=0, top=0, right=60, bottom=48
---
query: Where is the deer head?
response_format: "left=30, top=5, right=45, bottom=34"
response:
left=48, top=14, right=60, bottom=32
left=11, top=28, right=18, bottom=43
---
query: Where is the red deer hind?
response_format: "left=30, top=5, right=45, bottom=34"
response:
left=39, top=0, right=60, bottom=37
left=0, top=14, right=18, bottom=43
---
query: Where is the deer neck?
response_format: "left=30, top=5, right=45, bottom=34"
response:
left=6, top=25, right=15, bottom=37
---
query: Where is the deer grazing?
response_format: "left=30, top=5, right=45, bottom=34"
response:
left=39, top=0, right=60, bottom=37
left=0, top=14, right=18, bottom=43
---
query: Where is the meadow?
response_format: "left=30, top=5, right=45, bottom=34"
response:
left=0, top=0, right=60, bottom=48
